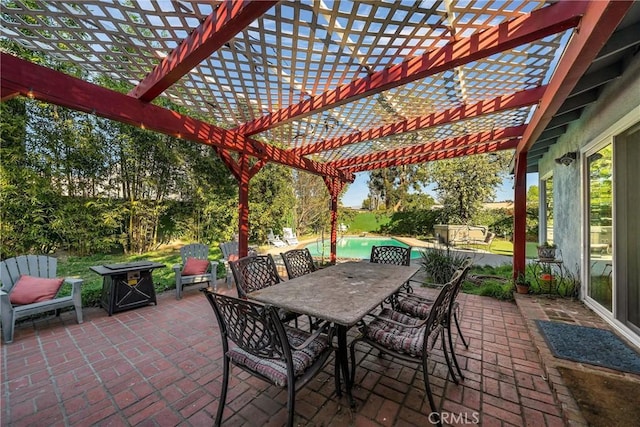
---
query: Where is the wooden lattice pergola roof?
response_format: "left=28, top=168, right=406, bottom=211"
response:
left=1, top=0, right=634, bottom=270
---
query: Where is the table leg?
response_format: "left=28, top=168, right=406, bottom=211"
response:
left=337, top=325, right=356, bottom=408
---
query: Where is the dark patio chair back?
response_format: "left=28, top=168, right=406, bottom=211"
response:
left=230, top=254, right=281, bottom=299
left=281, top=248, right=317, bottom=279
left=202, top=289, right=334, bottom=427
left=370, top=245, right=411, bottom=266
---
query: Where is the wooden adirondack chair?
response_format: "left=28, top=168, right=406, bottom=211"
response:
left=172, top=243, right=218, bottom=299
left=0, top=255, right=83, bottom=344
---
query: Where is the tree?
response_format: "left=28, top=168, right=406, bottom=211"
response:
left=430, top=153, right=510, bottom=223
left=368, top=165, right=429, bottom=211
left=527, top=185, right=539, bottom=206
left=249, top=164, right=296, bottom=243
left=292, top=171, right=330, bottom=235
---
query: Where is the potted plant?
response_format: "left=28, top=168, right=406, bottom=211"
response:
left=514, top=273, right=530, bottom=294
left=537, top=242, right=557, bottom=261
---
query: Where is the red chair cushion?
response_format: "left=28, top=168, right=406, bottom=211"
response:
left=10, top=275, right=65, bottom=305
left=182, top=258, right=210, bottom=275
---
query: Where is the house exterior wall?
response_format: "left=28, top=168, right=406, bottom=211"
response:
left=537, top=53, right=640, bottom=277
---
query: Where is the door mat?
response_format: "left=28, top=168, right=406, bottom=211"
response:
left=536, top=320, right=640, bottom=375
left=558, top=367, right=640, bottom=427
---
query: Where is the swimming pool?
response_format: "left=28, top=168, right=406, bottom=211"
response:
left=305, top=236, right=422, bottom=259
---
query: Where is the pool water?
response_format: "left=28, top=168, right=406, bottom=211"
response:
left=305, top=237, right=422, bottom=259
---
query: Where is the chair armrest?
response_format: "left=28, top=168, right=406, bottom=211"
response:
left=1, top=290, right=10, bottom=311
left=64, top=277, right=83, bottom=287
left=396, top=291, right=434, bottom=304
left=64, top=277, right=83, bottom=301
left=209, top=261, right=219, bottom=277
left=289, top=320, right=335, bottom=351
left=172, top=264, right=182, bottom=273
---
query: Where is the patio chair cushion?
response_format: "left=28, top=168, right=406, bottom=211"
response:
left=227, top=326, right=330, bottom=387
left=396, top=297, right=434, bottom=319
left=9, top=275, right=64, bottom=305
left=365, top=308, right=426, bottom=357
left=182, top=257, right=210, bottom=275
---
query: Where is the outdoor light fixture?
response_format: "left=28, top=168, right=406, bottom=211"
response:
left=555, top=151, right=577, bottom=166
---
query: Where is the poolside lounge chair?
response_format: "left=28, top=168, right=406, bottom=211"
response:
left=267, top=229, right=287, bottom=247
left=282, top=228, right=300, bottom=246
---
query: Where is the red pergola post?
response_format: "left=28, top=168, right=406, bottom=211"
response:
left=513, top=151, right=528, bottom=279
left=323, top=177, right=346, bottom=264
left=236, top=154, right=264, bottom=257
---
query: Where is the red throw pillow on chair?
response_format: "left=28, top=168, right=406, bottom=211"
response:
left=10, top=275, right=65, bottom=305
left=182, top=258, right=210, bottom=275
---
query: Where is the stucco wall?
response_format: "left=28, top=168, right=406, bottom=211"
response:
left=537, top=53, right=640, bottom=275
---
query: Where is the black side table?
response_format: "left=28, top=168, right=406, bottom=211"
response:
left=532, top=259, right=565, bottom=294
left=90, top=261, right=165, bottom=315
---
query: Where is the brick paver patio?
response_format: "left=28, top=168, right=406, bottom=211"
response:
left=0, top=281, right=621, bottom=426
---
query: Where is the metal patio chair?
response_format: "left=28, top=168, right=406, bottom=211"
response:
left=280, top=248, right=317, bottom=279
left=394, top=258, right=473, bottom=381
left=370, top=244, right=415, bottom=303
left=230, top=254, right=301, bottom=325
left=202, top=290, right=335, bottom=427
left=349, top=278, right=458, bottom=427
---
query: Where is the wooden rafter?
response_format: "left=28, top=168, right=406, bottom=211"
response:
left=294, top=87, right=545, bottom=157
left=1, top=53, right=350, bottom=182
left=234, top=2, right=586, bottom=137
left=341, top=139, right=520, bottom=174
left=328, top=126, right=526, bottom=169
left=128, top=1, right=277, bottom=101
left=517, top=0, right=634, bottom=153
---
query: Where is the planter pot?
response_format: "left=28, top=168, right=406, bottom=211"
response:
left=540, top=274, right=554, bottom=292
left=537, top=246, right=557, bottom=261
left=516, top=284, right=530, bottom=294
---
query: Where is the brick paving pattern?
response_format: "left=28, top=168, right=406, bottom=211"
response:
left=0, top=283, right=600, bottom=426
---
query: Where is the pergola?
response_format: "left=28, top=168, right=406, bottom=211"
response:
left=1, top=0, right=633, bottom=276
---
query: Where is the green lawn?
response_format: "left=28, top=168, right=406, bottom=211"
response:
left=344, top=211, right=390, bottom=233
left=484, top=239, right=539, bottom=258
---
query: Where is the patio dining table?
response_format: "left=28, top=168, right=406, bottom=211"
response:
left=248, top=260, right=420, bottom=407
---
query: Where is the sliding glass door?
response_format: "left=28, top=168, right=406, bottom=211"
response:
left=585, top=145, right=613, bottom=311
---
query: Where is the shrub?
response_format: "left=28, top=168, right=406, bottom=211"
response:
left=419, top=248, right=468, bottom=283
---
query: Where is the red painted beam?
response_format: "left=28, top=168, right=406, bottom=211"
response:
left=1, top=53, right=351, bottom=181
left=1, top=83, right=21, bottom=101
left=235, top=2, right=586, bottom=136
left=214, top=147, right=242, bottom=181
left=328, top=126, right=526, bottom=169
left=294, top=86, right=545, bottom=157
left=512, top=151, right=528, bottom=278
left=129, top=1, right=277, bottom=101
left=341, top=139, right=519, bottom=174
left=517, top=0, right=633, bottom=153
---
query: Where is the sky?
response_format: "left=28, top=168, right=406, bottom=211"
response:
left=340, top=172, right=539, bottom=208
